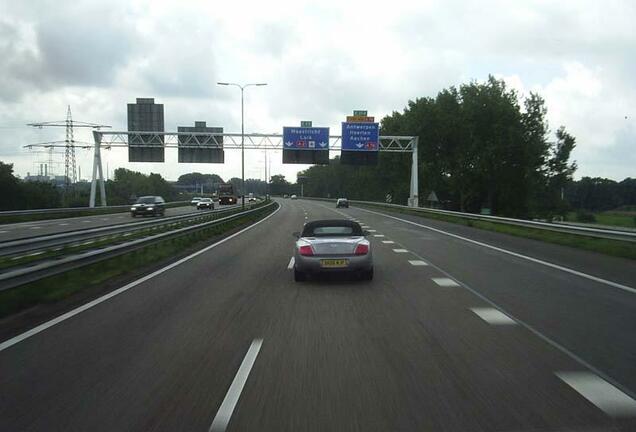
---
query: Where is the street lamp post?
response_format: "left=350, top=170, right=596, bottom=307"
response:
left=217, top=82, right=267, bottom=208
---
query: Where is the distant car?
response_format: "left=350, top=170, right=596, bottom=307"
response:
left=131, top=196, right=166, bottom=217
left=197, top=198, right=214, bottom=210
left=191, top=197, right=202, bottom=206
left=283, top=194, right=289, bottom=199
left=293, top=219, right=373, bottom=281
left=336, top=198, right=349, bottom=208
left=290, top=194, right=298, bottom=200
left=248, top=196, right=257, bottom=202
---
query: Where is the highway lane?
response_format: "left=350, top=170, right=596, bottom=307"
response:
left=325, top=201, right=636, bottom=395
left=1, top=198, right=635, bottom=431
left=0, top=204, right=239, bottom=243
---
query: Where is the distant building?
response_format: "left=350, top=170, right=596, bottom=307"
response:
left=177, top=121, right=224, bottom=163
left=127, top=98, right=164, bottom=162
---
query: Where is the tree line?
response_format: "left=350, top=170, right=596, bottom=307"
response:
left=299, top=75, right=582, bottom=218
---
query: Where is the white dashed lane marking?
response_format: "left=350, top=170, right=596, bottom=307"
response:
left=408, top=260, right=428, bottom=266
left=58, top=223, right=69, bottom=226
left=382, top=240, right=395, bottom=244
left=367, top=229, right=377, bottom=232
left=287, top=257, right=295, bottom=270
left=432, top=278, right=460, bottom=287
left=392, top=249, right=408, bottom=253
left=29, top=226, right=41, bottom=230
left=373, top=234, right=385, bottom=238
left=556, top=372, right=636, bottom=417
left=470, top=308, right=517, bottom=325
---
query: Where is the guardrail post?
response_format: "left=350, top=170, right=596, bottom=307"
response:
left=409, top=136, right=419, bottom=207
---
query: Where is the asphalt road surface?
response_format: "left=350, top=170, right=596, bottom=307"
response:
left=1, top=198, right=635, bottom=431
left=0, top=204, right=239, bottom=242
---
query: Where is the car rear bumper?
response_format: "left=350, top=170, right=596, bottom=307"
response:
left=294, top=254, right=372, bottom=273
left=131, top=209, right=160, bottom=216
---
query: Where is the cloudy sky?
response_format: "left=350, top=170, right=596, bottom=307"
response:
left=1, top=0, right=634, bottom=184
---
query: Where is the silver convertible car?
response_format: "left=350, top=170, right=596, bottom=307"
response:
left=293, top=219, right=373, bottom=281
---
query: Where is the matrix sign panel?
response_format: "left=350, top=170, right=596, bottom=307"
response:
left=282, top=126, right=330, bottom=164
left=177, top=123, right=224, bottom=163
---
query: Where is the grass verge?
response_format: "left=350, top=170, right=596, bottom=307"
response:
left=359, top=203, right=636, bottom=261
left=0, top=202, right=277, bottom=318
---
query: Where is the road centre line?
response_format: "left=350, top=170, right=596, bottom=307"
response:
left=325, top=203, right=636, bottom=402
left=470, top=307, right=517, bottom=325
left=0, top=205, right=281, bottom=352
left=209, top=339, right=263, bottom=432
left=287, top=257, right=295, bottom=270
left=556, top=371, right=636, bottom=417
left=355, top=207, right=636, bottom=295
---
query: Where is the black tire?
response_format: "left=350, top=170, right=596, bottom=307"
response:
left=362, top=268, right=374, bottom=281
left=294, top=268, right=306, bottom=282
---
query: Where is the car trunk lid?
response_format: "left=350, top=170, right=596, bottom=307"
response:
left=303, top=237, right=362, bottom=255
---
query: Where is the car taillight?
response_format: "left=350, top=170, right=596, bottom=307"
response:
left=354, top=243, right=369, bottom=255
left=299, top=245, right=314, bottom=256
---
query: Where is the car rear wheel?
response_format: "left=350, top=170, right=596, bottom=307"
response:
left=294, top=268, right=306, bottom=282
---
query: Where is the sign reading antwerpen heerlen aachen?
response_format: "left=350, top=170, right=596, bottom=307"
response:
left=341, top=121, right=379, bottom=151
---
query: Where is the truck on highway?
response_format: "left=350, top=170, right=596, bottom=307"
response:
left=217, top=183, right=237, bottom=205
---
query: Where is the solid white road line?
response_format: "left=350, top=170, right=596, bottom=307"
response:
left=287, top=257, right=295, bottom=270
left=470, top=307, right=517, bottom=325
left=408, top=260, right=428, bottom=266
left=29, top=226, right=41, bottom=230
left=556, top=371, right=636, bottom=417
left=355, top=207, right=636, bottom=295
left=209, top=339, right=263, bottom=432
left=0, top=205, right=281, bottom=352
left=373, top=234, right=385, bottom=238
left=392, top=249, right=408, bottom=253
left=432, top=278, right=460, bottom=287
left=82, top=220, right=91, bottom=223
left=58, top=223, right=69, bottom=226
left=0, top=230, right=7, bottom=234
left=382, top=240, right=395, bottom=244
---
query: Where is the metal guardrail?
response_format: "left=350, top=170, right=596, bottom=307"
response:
left=0, top=201, right=276, bottom=291
left=302, top=197, right=636, bottom=242
left=0, top=203, right=242, bottom=257
left=0, top=201, right=190, bottom=217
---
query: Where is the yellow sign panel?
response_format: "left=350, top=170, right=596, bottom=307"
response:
left=346, top=116, right=375, bottom=123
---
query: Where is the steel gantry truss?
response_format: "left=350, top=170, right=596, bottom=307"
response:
left=27, top=131, right=419, bottom=208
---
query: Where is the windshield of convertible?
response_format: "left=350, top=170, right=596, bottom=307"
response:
left=302, top=222, right=362, bottom=237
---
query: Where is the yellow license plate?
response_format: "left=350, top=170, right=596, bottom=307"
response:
left=320, top=259, right=349, bottom=268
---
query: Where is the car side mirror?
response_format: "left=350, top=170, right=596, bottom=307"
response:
left=292, top=231, right=300, bottom=239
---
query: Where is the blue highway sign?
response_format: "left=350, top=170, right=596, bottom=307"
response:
left=283, top=127, right=329, bottom=150
left=341, top=122, right=379, bottom=151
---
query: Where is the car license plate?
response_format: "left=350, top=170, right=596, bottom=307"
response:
left=320, top=259, right=348, bottom=268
